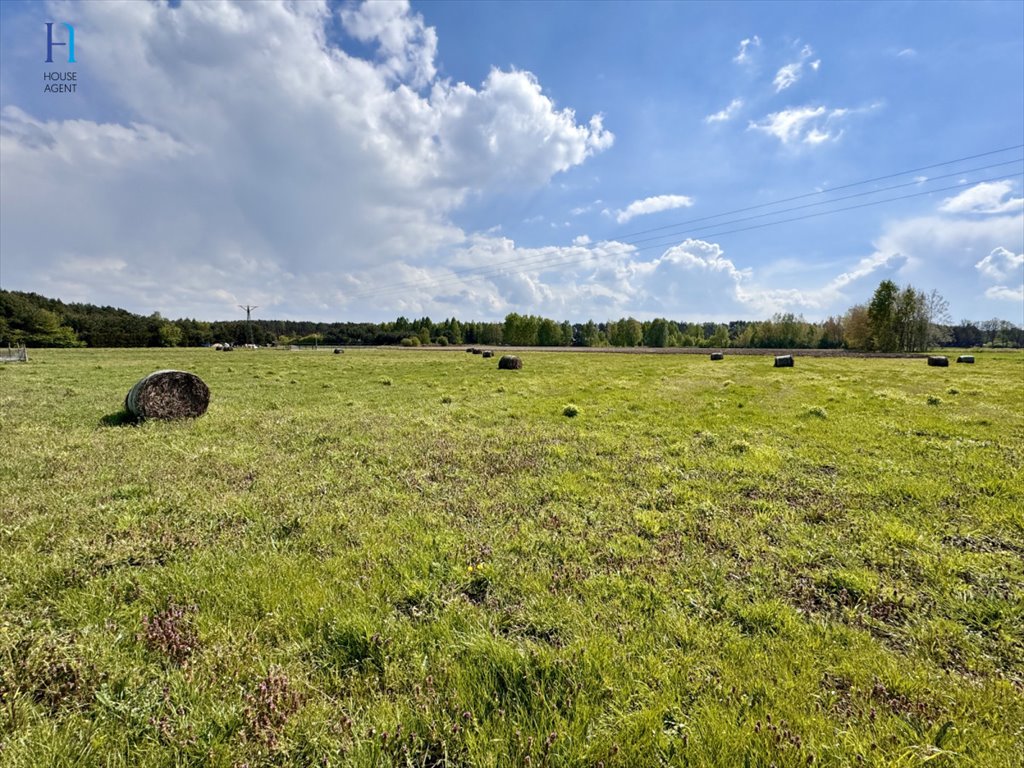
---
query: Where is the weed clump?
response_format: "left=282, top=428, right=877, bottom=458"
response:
left=3, top=636, right=97, bottom=715
left=927, top=395, right=942, bottom=406
left=441, top=395, right=453, bottom=404
left=141, top=598, right=199, bottom=666
left=730, top=440, right=750, bottom=454
left=807, top=406, right=828, bottom=419
left=380, top=378, right=393, bottom=386
left=243, top=667, right=301, bottom=748
left=562, top=404, right=579, bottom=417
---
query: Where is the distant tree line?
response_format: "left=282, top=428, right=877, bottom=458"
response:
left=1, top=285, right=1021, bottom=350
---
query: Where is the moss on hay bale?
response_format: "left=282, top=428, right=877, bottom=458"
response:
left=774, top=355, right=794, bottom=368
left=710, top=352, right=724, bottom=361
left=125, top=370, right=210, bottom=420
left=928, top=356, right=949, bottom=367
left=956, top=355, right=974, bottom=364
left=498, top=355, right=522, bottom=370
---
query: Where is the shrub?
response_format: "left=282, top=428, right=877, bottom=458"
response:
left=435, top=336, right=449, bottom=346
left=400, top=337, right=420, bottom=347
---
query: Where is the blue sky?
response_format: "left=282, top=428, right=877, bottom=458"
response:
left=1, top=0, right=1021, bottom=323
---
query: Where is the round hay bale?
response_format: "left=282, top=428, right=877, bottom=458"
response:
left=956, top=355, right=974, bottom=364
left=472, top=348, right=483, bottom=355
left=498, top=355, right=522, bottom=370
left=774, top=354, right=794, bottom=368
left=482, top=350, right=494, bottom=358
left=927, top=355, right=949, bottom=367
left=124, top=370, right=210, bottom=420
left=333, top=347, right=344, bottom=354
left=710, top=352, right=724, bottom=361
left=466, top=347, right=476, bottom=354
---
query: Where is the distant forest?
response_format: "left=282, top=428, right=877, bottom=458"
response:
left=1, top=285, right=1021, bottom=350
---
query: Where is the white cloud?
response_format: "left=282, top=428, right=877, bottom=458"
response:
left=573, top=234, right=591, bottom=245
left=734, top=35, right=761, bottom=64
left=0, top=0, right=613, bottom=320
left=939, top=181, right=1024, bottom=215
left=975, top=246, right=1024, bottom=281
left=985, top=285, right=1024, bottom=301
left=748, top=103, right=871, bottom=146
left=339, top=0, right=438, bottom=88
left=614, top=194, right=695, bottom=224
left=773, top=44, right=817, bottom=92
left=897, top=48, right=917, bottom=57
left=570, top=199, right=602, bottom=216
left=975, top=245, right=1024, bottom=303
left=773, top=63, right=802, bottom=92
left=749, top=105, right=824, bottom=143
left=704, top=98, right=744, bottom=124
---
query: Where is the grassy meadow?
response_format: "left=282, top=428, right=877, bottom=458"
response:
left=1, top=347, right=1022, bottom=767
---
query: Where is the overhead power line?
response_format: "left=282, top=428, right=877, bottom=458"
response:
left=614, top=142, right=1024, bottom=240
left=345, top=171, right=1023, bottom=302
left=337, top=145, right=1024, bottom=303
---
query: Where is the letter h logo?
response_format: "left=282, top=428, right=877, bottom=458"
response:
left=45, top=22, right=75, bottom=64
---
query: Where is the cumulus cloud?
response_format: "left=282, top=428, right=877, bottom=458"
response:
left=614, top=194, right=694, bottom=224
left=940, top=181, right=1024, bottom=215
left=975, top=246, right=1024, bottom=281
left=975, top=246, right=1024, bottom=303
left=704, top=98, right=744, bottom=124
left=734, top=36, right=761, bottom=64
left=339, top=0, right=438, bottom=88
left=0, top=0, right=613, bottom=320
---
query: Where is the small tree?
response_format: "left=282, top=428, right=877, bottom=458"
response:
left=843, top=305, right=871, bottom=350
left=868, top=280, right=899, bottom=351
left=709, top=324, right=729, bottom=348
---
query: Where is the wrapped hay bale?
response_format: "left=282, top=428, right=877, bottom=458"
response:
left=482, top=350, right=494, bottom=358
left=927, top=356, right=949, bottom=367
left=466, top=347, right=475, bottom=353
left=956, top=355, right=974, bottom=364
left=710, top=352, right=724, bottom=361
left=774, top=355, right=794, bottom=368
left=472, top=348, right=483, bottom=355
left=333, top=348, right=344, bottom=354
left=498, top=355, right=523, bottom=370
left=125, top=370, right=210, bottom=420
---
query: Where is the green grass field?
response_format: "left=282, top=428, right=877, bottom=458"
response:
left=1, top=348, right=1022, bottom=767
